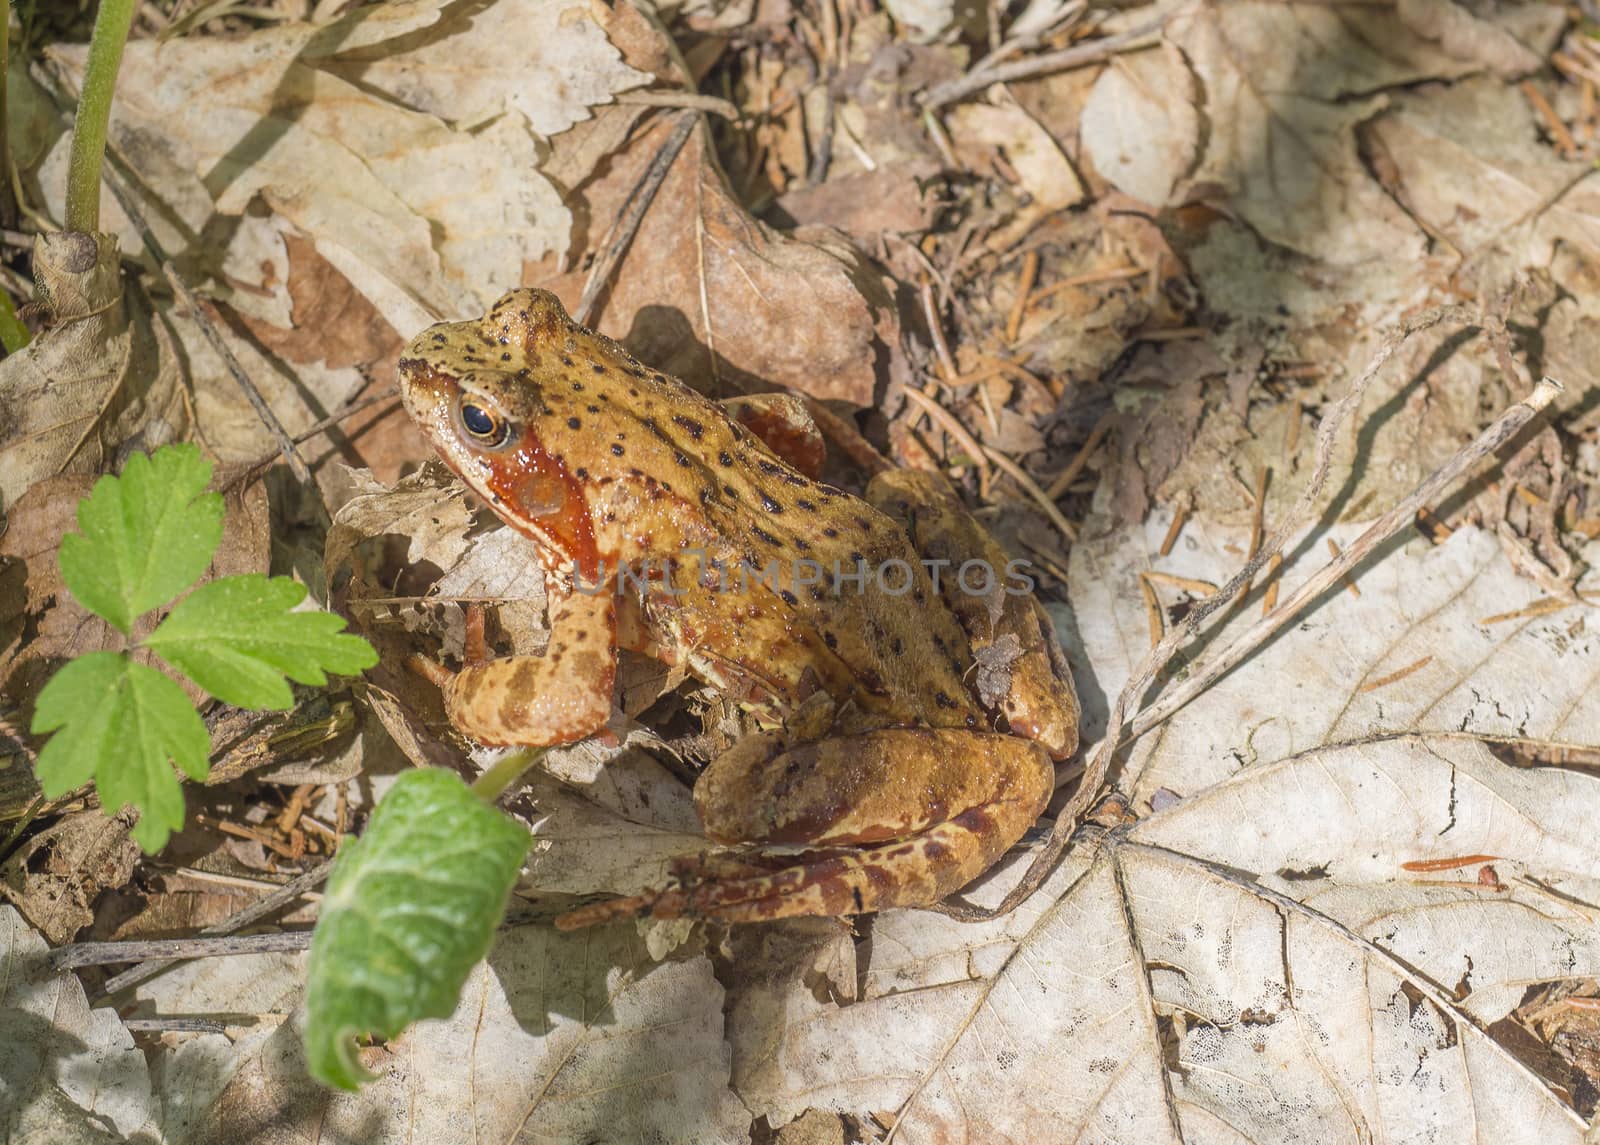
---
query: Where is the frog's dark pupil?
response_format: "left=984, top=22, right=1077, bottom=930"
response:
left=461, top=403, right=497, bottom=438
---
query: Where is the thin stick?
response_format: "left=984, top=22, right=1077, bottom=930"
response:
left=1025, top=265, right=1145, bottom=311
left=922, top=9, right=1177, bottom=109
left=1520, top=81, right=1576, bottom=156
left=1045, top=417, right=1111, bottom=500
left=1005, top=250, right=1039, bottom=343
left=1261, top=552, right=1283, bottom=614
left=224, top=390, right=401, bottom=488
left=982, top=444, right=1079, bottom=541
left=1326, top=538, right=1360, bottom=596
left=920, top=280, right=958, bottom=381
left=124, top=1017, right=229, bottom=1034
left=94, top=859, right=333, bottom=997
left=574, top=110, right=697, bottom=328
left=799, top=394, right=891, bottom=477
left=1159, top=494, right=1189, bottom=557
left=1138, top=573, right=1162, bottom=648
left=52, top=931, right=313, bottom=973
left=1358, top=655, right=1432, bottom=693
left=1126, top=378, right=1561, bottom=741
left=115, top=209, right=310, bottom=481
left=903, top=387, right=992, bottom=497
left=1143, top=570, right=1217, bottom=596
left=614, top=89, right=741, bottom=121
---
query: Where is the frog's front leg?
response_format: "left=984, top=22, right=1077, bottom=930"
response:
left=437, top=588, right=618, bottom=747
left=554, top=726, right=1053, bottom=928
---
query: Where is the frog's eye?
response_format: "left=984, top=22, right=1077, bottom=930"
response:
left=458, top=401, right=509, bottom=447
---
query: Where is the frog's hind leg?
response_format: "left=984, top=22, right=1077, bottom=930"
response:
left=867, top=469, right=1080, bottom=760
left=718, top=393, right=826, bottom=478
left=553, top=726, right=1053, bottom=929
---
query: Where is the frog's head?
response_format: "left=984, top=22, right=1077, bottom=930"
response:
left=398, top=290, right=605, bottom=576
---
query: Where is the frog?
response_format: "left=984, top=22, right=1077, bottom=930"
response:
left=397, top=288, right=1080, bottom=929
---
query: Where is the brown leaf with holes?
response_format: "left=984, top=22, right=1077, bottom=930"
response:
left=0, top=808, right=138, bottom=945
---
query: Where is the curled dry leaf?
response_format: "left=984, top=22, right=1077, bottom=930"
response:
left=51, top=0, right=643, bottom=331
left=947, top=102, right=1085, bottom=245
left=0, top=233, right=188, bottom=508
left=1367, top=76, right=1600, bottom=289
left=321, top=0, right=649, bottom=134
left=1158, top=1, right=1504, bottom=263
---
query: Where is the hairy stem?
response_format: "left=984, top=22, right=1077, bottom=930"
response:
left=64, top=0, right=137, bottom=233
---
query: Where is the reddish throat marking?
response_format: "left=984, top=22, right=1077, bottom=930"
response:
left=479, top=435, right=600, bottom=582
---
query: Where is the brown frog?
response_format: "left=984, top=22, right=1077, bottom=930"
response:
left=398, top=288, right=1079, bottom=929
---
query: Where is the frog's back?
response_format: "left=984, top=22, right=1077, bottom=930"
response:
left=411, top=289, right=983, bottom=732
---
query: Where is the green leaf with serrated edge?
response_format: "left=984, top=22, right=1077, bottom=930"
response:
left=145, top=575, right=377, bottom=709
left=59, top=444, right=224, bottom=634
left=304, top=767, right=531, bottom=1090
left=31, top=652, right=210, bottom=852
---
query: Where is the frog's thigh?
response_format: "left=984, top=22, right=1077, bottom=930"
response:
left=718, top=393, right=825, bottom=478
left=443, top=590, right=617, bottom=747
left=867, top=469, right=1080, bottom=758
left=559, top=730, right=1053, bottom=928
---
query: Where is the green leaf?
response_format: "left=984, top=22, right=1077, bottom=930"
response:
left=31, top=651, right=210, bottom=852
left=59, top=444, right=223, bottom=633
left=0, top=284, right=30, bottom=353
left=304, top=768, right=531, bottom=1090
left=145, top=575, right=377, bottom=709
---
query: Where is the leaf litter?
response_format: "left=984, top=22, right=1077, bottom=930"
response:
left=1, top=0, right=1599, bottom=1141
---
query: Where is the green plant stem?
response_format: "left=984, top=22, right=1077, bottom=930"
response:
left=64, top=0, right=137, bottom=234
left=468, top=749, right=544, bottom=804
left=0, top=2, right=14, bottom=229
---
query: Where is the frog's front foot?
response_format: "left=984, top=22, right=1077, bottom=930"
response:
left=553, top=726, right=1053, bottom=929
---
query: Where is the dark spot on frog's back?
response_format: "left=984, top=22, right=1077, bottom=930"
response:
left=751, top=525, right=781, bottom=547
left=672, top=415, right=706, bottom=440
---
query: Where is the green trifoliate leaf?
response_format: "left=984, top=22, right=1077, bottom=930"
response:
left=31, top=652, right=210, bottom=851
left=59, top=444, right=223, bottom=633
left=145, top=575, right=377, bottom=709
left=304, top=767, right=532, bottom=1090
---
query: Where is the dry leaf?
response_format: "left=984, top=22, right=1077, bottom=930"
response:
left=0, top=907, right=153, bottom=1139
left=0, top=808, right=138, bottom=945
left=321, top=0, right=649, bottom=134
left=1080, top=43, right=1200, bottom=207
left=0, top=233, right=187, bottom=508
left=540, top=117, right=903, bottom=407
